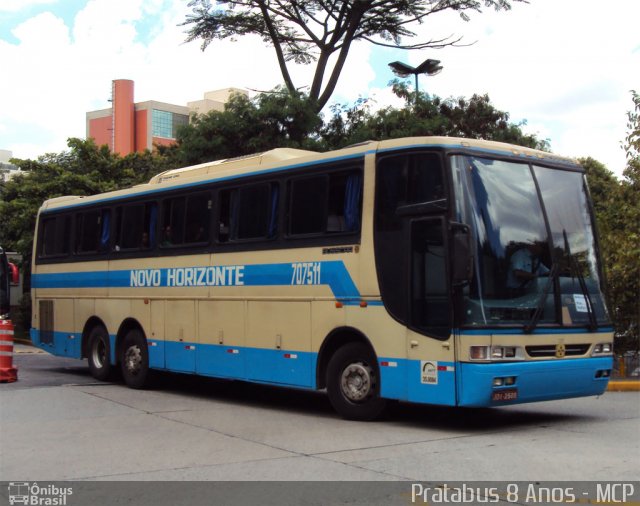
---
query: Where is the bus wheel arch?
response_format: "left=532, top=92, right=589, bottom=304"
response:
left=316, top=327, right=373, bottom=390
left=324, top=337, right=387, bottom=421
left=82, top=317, right=112, bottom=381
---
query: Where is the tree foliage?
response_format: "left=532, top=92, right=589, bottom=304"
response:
left=581, top=91, right=640, bottom=352
left=183, top=0, right=526, bottom=111
left=166, top=86, right=548, bottom=165
left=320, top=81, right=549, bottom=150
left=166, top=89, right=321, bottom=166
left=0, top=138, right=173, bottom=267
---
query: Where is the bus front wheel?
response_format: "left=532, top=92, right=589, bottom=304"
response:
left=326, top=342, right=387, bottom=421
left=87, top=325, right=112, bottom=381
left=120, top=329, right=152, bottom=389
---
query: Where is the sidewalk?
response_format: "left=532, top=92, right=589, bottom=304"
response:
left=607, top=379, right=640, bottom=392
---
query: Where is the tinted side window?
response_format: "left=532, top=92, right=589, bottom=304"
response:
left=219, top=183, right=278, bottom=242
left=289, top=176, right=327, bottom=235
left=185, top=193, right=210, bottom=244
left=288, top=170, right=362, bottom=236
left=115, top=202, right=157, bottom=251
left=161, top=192, right=210, bottom=247
left=40, top=215, right=71, bottom=257
left=76, top=209, right=110, bottom=254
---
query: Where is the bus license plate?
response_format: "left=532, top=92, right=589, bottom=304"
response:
left=492, top=389, right=518, bottom=402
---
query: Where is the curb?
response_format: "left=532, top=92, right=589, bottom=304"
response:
left=607, top=381, right=640, bottom=392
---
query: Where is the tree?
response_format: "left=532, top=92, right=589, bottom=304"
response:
left=166, top=86, right=548, bottom=165
left=320, top=83, right=549, bottom=150
left=166, top=89, right=322, bottom=166
left=580, top=92, right=640, bottom=352
left=0, top=138, right=172, bottom=266
left=183, top=0, right=526, bottom=112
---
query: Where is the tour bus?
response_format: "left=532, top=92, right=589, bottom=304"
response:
left=30, top=137, right=614, bottom=419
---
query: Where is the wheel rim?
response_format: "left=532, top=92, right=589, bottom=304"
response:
left=340, top=362, right=374, bottom=402
left=124, top=345, right=143, bottom=376
left=91, top=338, right=107, bottom=368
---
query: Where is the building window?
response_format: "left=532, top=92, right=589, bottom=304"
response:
left=152, top=110, right=188, bottom=139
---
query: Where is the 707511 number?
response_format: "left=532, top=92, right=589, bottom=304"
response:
left=291, top=262, right=321, bottom=285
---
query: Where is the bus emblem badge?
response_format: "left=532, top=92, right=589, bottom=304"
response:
left=555, top=343, right=566, bottom=358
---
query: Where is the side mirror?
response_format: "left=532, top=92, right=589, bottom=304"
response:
left=450, top=222, right=473, bottom=286
left=8, top=263, right=19, bottom=285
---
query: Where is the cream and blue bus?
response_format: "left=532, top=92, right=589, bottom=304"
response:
left=30, top=137, right=614, bottom=419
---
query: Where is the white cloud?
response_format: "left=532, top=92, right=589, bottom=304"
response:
left=1, top=0, right=638, bottom=177
left=396, top=0, right=640, bottom=175
left=0, top=0, right=57, bottom=13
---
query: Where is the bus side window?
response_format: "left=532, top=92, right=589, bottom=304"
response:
left=327, top=172, right=362, bottom=233
left=289, top=176, right=328, bottom=235
left=185, top=194, right=211, bottom=244
left=288, top=170, right=362, bottom=236
left=75, top=209, right=110, bottom=254
left=114, top=202, right=157, bottom=251
left=40, top=215, right=72, bottom=258
left=220, top=183, right=278, bottom=242
left=161, top=193, right=210, bottom=247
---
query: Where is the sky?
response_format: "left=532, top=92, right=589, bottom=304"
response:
left=0, top=0, right=638, bottom=177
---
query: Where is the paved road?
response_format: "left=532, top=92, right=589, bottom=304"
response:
left=1, top=346, right=639, bottom=483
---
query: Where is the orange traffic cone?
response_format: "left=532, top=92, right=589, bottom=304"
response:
left=0, top=319, right=18, bottom=382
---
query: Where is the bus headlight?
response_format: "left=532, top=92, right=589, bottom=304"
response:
left=592, top=343, right=613, bottom=356
left=470, top=346, right=489, bottom=360
left=470, top=346, right=524, bottom=361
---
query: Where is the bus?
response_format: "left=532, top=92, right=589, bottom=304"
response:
left=30, top=137, right=614, bottom=420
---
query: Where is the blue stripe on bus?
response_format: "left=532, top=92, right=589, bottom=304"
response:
left=31, top=329, right=611, bottom=406
left=31, top=260, right=371, bottom=302
left=30, top=329, right=83, bottom=359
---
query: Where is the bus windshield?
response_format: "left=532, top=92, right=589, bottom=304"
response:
left=452, top=155, right=609, bottom=329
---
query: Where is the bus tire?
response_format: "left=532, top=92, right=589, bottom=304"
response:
left=120, top=329, right=152, bottom=389
left=326, top=342, right=387, bottom=421
left=87, top=325, right=112, bottom=381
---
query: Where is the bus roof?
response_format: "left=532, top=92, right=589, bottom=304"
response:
left=38, top=137, right=579, bottom=213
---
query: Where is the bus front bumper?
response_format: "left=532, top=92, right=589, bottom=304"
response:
left=457, top=357, right=613, bottom=407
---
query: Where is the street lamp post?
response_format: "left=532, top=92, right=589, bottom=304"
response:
left=388, top=58, right=443, bottom=102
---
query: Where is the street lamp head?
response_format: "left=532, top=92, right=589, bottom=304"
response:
left=388, top=57, right=444, bottom=104
left=415, top=58, right=443, bottom=76
left=388, top=61, right=416, bottom=78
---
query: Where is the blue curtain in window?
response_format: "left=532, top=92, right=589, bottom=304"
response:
left=344, top=174, right=362, bottom=232
left=149, top=204, right=157, bottom=247
left=100, top=210, right=110, bottom=251
left=268, top=185, right=279, bottom=238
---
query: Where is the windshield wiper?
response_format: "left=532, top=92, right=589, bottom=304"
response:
left=524, top=260, right=559, bottom=334
left=563, top=230, right=598, bottom=332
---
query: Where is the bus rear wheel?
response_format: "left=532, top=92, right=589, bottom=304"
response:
left=120, top=329, right=152, bottom=389
left=326, top=342, right=387, bottom=421
left=87, top=325, right=112, bottom=381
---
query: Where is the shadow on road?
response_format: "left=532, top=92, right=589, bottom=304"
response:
left=11, top=353, right=597, bottom=431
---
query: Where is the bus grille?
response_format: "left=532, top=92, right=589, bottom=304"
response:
left=526, top=344, right=590, bottom=357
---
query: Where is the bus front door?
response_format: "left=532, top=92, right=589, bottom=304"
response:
left=406, top=217, right=457, bottom=406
